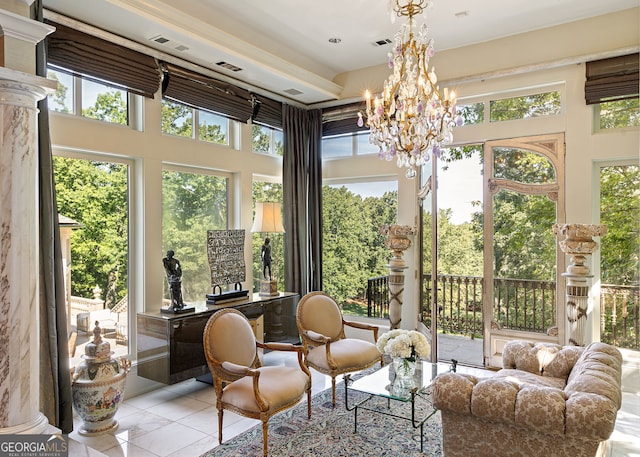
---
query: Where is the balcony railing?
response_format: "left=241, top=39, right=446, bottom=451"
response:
left=601, top=284, right=640, bottom=350
left=366, top=275, right=639, bottom=350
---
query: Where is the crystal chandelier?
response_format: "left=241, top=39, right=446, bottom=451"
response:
left=358, top=0, right=461, bottom=179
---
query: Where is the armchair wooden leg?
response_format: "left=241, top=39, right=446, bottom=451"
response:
left=218, top=408, right=223, bottom=444
left=306, top=388, right=312, bottom=419
left=262, top=421, right=269, bottom=457
left=331, top=377, right=337, bottom=406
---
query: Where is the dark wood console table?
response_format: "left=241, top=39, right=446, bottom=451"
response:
left=136, top=292, right=299, bottom=384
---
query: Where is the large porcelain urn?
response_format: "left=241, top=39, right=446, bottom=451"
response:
left=71, top=321, right=130, bottom=435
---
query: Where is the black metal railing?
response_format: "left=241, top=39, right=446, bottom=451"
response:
left=366, top=275, right=639, bottom=350
left=601, top=284, right=640, bottom=350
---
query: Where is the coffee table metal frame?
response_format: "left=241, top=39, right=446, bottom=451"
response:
left=343, top=361, right=457, bottom=452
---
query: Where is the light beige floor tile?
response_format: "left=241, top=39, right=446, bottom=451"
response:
left=124, top=388, right=182, bottom=410
left=176, top=405, right=219, bottom=434
left=114, top=410, right=174, bottom=441
left=68, top=429, right=123, bottom=453
left=127, top=422, right=208, bottom=457
left=166, top=435, right=220, bottom=457
left=102, top=438, right=161, bottom=457
left=146, top=395, right=211, bottom=421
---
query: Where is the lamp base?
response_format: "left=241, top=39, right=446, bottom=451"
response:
left=259, top=279, right=279, bottom=297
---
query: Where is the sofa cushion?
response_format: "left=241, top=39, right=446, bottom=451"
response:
left=502, top=340, right=583, bottom=379
left=492, top=368, right=567, bottom=390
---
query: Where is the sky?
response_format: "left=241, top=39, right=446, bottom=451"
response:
left=334, top=155, right=483, bottom=225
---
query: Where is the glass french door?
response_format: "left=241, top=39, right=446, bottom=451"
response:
left=420, top=134, right=565, bottom=368
left=482, top=134, right=565, bottom=367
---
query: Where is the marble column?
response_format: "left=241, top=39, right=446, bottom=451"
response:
left=381, top=225, right=415, bottom=329
left=0, top=69, right=56, bottom=433
left=553, top=223, right=608, bottom=346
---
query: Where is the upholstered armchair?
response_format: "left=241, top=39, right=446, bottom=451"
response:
left=296, top=291, right=383, bottom=406
left=203, top=308, right=311, bottom=457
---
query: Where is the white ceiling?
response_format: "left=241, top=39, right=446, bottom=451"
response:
left=42, top=0, right=638, bottom=105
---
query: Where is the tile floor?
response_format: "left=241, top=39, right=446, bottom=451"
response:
left=69, top=352, right=640, bottom=457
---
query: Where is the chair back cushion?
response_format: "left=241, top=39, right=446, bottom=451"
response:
left=204, top=309, right=256, bottom=367
left=297, top=292, right=343, bottom=341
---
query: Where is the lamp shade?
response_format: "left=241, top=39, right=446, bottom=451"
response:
left=251, top=202, right=285, bottom=233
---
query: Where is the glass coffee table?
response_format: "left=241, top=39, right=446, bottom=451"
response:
left=344, top=360, right=485, bottom=452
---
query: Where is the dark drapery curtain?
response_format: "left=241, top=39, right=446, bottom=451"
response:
left=283, top=105, right=322, bottom=296
left=36, top=1, right=74, bottom=433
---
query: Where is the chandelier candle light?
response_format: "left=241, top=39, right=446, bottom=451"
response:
left=358, top=0, right=461, bottom=179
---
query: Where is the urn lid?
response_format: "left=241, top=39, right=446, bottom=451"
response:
left=83, top=321, right=114, bottom=361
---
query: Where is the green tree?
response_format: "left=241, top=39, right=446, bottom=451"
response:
left=468, top=148, right=557, bottom=280
left=199, top=122, right=226, bottom=143
left=162, top=100, right=193, bottom=137
left=252, top=182, right=284, bottom=291
left=53, top=157, right=128, bottom=308
left=252, top=124, right=271, bottom=153
left=490, top=91, right=561, bottom=121
left=599, top=98, right=640, bottom=129
left=82, top=90, right=128, bottom=125
left=46, top=70, right=71, bottom=114
left=600, top=164, right=640, bottom=285
left=322, top=186, right=397, bottom=309
left=162, top=170, right=228, bottom=301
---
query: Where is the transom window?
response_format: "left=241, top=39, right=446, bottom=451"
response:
left=252, top=124, right=283, bottom=156
left=161, top=99, right=229, bottom=145
left=48, top=65, right=130, bottom=126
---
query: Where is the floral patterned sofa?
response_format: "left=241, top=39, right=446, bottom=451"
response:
left=432, top=340, right=623, bottom=457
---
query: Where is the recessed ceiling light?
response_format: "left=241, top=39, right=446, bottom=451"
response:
left=328, top=37, right=342, bottom=44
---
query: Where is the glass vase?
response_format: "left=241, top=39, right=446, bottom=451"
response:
left=391, top=357, right=416, bottom=397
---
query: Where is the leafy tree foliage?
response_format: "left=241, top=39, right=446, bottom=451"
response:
left=467, top=149, right=557, bottom=281
left=490, top=91, right=560, bottom=121
left=199, top=118, right=226, bottom=143
left=162, top=170, right=227, bottom=301
left=82, top=90, right=128, bottom=125
left=162, top=100, right=193, bottom=137
left=251, top=182, right=284, bottom=291
left=600, top=164, right=640, bottom=285
left=423, top=208, right=483, bottom=277
left=252, top=124, right=271, bottom=153
left=53, top=157, right=128, bottom=308
left=599, top=98, right=640, bottom=129
left=47, top=70, right=71, bottom=114
left=322, top=186, right=397, bottom=306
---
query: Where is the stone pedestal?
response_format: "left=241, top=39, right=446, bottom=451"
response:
left=381, top=225, right=415, bottom=329
left=553, top=223, right=607, bottom=346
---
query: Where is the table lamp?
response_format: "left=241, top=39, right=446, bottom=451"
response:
left=251, top=201, right=285, bottom=296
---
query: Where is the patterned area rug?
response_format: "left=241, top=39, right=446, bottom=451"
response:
left=200, top=371, right=443, bottom=457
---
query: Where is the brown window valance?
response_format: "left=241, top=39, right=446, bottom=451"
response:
left=322, top=102, right=368, bottom=137
left=162, top=63, right=282, bottom=128
left=585, top=53, right=639, bottom=105
left=45, top=21, right=162, bottom=98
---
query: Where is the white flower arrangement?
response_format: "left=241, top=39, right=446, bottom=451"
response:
left=376, top=329, right=431, bottom=361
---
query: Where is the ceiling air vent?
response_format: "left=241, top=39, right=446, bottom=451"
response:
left=372, top=38, right=392, bottom=47
left=284, top=88, right=303, bottom=96
left=216, top=61, right=243, bottom=72
left=150, top=35, right=170, bottom=44
left=174, top=45, right=189, bottom=52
